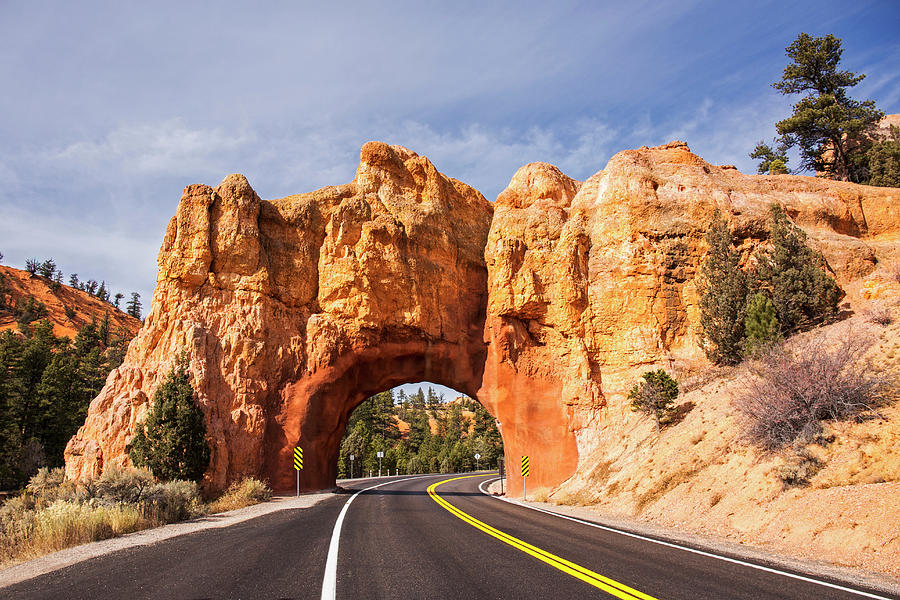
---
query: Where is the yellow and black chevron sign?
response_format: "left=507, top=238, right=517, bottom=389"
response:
left=293, top=446, right=304, bottom=471
left=521, top=455, right=530, bottom=477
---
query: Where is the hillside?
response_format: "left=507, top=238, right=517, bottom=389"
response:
left=0, top=265, right=141, bottom=339
left=546, top=267, right=900, bottom=577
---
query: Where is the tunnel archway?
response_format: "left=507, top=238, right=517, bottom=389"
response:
left=64, top=142, right=581, bottom=499
left=265, top=339, right=490, bottom=492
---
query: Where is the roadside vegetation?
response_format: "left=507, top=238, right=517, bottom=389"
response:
left=0, top=361, right=271, bottom=568
left=695, top=203, right=898, bottom=487
left=338, top=387, right=503, bottom=478
left=0, top=466, right=272, bottom=568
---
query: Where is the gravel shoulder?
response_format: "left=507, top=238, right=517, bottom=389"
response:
left=0, top=491, right=332, bottom=590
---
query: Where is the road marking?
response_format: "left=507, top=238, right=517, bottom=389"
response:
left=320, top=475, right=436, bottom=600
left=429, top=475, right=657, bottom=600
left=477, top=477, right=896, bottom=600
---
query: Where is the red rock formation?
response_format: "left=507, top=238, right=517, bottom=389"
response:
left=0, top=265, right=141, bottom=339
left=482, top=141, right=898, bottom=496
left=66, top=142, right=493, bottom=492
left=66, top=140, right=899, bottom=496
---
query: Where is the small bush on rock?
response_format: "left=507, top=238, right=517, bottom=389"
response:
left=628, top=370, right=680, bottom=431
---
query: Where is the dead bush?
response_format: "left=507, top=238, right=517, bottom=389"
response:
left=776, top=448, right=822, bottom=488
left=862, top=303, right=892, bottom=326
left=889, top=263, right=900, bottom=284
left=735, top=332, right=894, bottom=450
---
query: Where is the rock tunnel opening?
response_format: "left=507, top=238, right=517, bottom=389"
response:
left=332, top=381, right=503, bottom=481
left=262, top=341, right=500, bottom=493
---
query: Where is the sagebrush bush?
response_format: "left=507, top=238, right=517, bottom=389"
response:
left=206, top=478, right=271, bottom=514
left=736, top=332, right=893, bottom=450
left=0, top=466, right=204, bottom=567
left=143, top=480, right=202, bottom=522
left=96, top=466, right=156, bottom=504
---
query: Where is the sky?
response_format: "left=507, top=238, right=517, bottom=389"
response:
left=1, top=0, right=898, bottom=326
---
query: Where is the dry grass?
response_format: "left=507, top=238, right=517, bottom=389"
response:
left=0, top=467, right=206, bottom=568
left=634, top=461, right=703, bottom=512
left=551, top=488, right=596, bottom=507
left=206, top=478, right=272, bottom=514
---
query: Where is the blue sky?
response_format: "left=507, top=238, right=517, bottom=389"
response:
left=1, top=0, right=898, bottom=321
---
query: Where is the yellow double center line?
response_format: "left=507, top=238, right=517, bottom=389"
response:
left=427, top=475, right=658, bottom=600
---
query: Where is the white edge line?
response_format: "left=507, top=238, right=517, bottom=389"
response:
left=476, top=477, right=894, bottom=600
left=320, top=475, right=437, bottom=600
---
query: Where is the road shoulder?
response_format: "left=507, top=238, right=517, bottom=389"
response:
left=0, top=491, right=332, bottom=590
left=483, top=479, right=900, bottom=598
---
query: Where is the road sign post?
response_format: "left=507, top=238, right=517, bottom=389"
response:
left=377, top=451, right=384, bottom=477
left=498, top=457, right=505, bottom=494
left=349, top=454, right=355, bottom=479
left=474, top=452, right=481, bottom=471
left=521, top=455, right=530, bottom=500
left=293, top=446, right=304, bottom=497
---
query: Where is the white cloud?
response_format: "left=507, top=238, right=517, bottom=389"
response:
left=50, top=120, right=254, bottom=176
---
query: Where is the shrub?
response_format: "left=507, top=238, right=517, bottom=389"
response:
left=130, top=360, right=210, bottom=482
left=736, top=333, right=893, bottom=450
left=144, top=480, right=202, bottom=523
left=628, top=370, right=679, bottom=431
left=96, top=466, right=155, bottom=504
left=699, top=210, right=748, bottom=365
left=862, top=303, right=892, bottom=326
left=207, top=478, right=271, bottom=514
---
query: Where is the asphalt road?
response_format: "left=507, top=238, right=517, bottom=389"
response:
left=3, top=473, right=896, bottom=600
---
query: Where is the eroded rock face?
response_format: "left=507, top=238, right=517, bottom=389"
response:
left=65, top=142, right=493, bottom=491
left=66, top=140, right=899, bottom=495
left=482, top=141, right=899, bottom=495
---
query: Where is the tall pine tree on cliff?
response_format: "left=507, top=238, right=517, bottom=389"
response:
left=699, top=210, right=748, bottom=365
left=772, top=33, right=882, bottom=182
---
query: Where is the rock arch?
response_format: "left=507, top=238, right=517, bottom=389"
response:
left=65, top=140, right=898, bottom=496
left=65, top=142, right=577, bottom=494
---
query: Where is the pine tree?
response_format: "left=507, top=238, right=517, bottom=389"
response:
left=699, top=210, right=748, bottom=365
left=114, top=293, right=124, bottom=309
left=754, top=205, right=843, bottom=333
left=126, top=292, right=142, bottom=319
left=750, top=140, right=790, bottom=174
left=865, top=125, right=900, bottom=187
left=37, top=259, right=56, bottom=279
left=773, top=33, right=883, bottom=182
left=743, top=293, right=780, bottom=354
left=69, top=273, right=79, bottom=288
left=130, top=361, right=210, bottom=481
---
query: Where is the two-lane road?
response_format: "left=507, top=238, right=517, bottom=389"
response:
left=3, top=473, right=896, bottom=599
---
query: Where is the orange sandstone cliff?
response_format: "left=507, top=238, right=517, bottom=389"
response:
left=65, top=141, right=899, bottom=501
